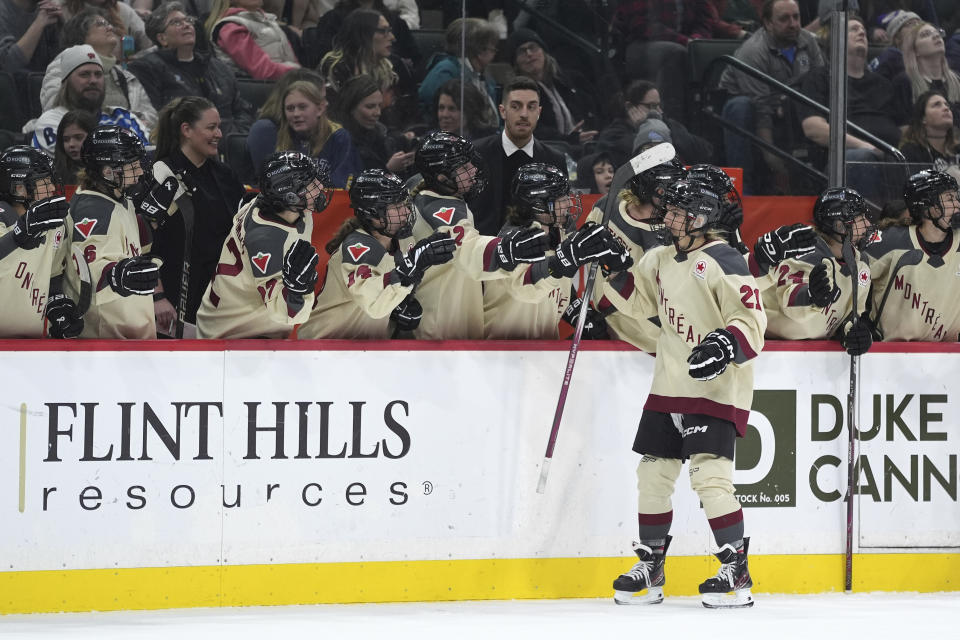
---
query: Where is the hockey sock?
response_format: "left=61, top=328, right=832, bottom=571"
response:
left=638, top=511, right=672, bottom=542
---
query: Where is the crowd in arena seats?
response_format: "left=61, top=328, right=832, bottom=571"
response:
left=1, top=0, right=960, bottom=344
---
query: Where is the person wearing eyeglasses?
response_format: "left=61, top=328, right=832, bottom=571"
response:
left=595, top=79, right=713, bottom=167
left=205, top=0, right=300, bottom=80
left=37, top=8, right=156, bottom=130
left=58, top=0, right=151, bottom=52
left=127, top=2, right=254, bottom=148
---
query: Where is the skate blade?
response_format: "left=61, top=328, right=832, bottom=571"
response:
left=701, top=589, right=754, bottom=609
left=613, top=587, right=664, bottom=605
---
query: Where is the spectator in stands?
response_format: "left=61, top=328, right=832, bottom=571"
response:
left=334, top=74, right=415, bottom=175
left=468, top=75, right=566, bottom=236
left=417, top=17, right=498, bottom=130
left=596, top=80, right=714, bottom=166
left=504, top=28, right=598, bottom=148
left=31, top=45, right=151, bottom=155
left=612, top=0, right=748, bottom=117
left=40, top=9, right=156, bottom=130
left=303, top=0, right=419, bottom=69
left=899, top=90, right=960, bottom=181
left=720, top=0, right=825, bottom=194
left=205, top=0, right=300, bottom=79
left=248, top=79, right=361, bottom=187
left=574, top=150, right=620, bottom=195
left=53, top=108, right=96, bottom=182
left=59, top=0, right=152, bottom=52
left=799, top=16, right=901, bottom=194
left=318, top=8, right=416, bottom=127
left=891, top=22, right=960, bottom=126
left=868, top=10, right=922, bottom=79
left=150, top=96, right=245, bottom=333
left=431, top=78, right=497, bottom=140
left=129, top=2, right=254, bottom=146
left=0, top=0, right=63, bottom=73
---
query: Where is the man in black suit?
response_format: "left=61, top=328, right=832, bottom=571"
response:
left=469, top=76, right=567, bottom=236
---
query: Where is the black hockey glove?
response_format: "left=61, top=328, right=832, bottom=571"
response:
left=495, top=227, right=549, bottom=270
left=12, top=196, right=67, bottom=249
left=391, top=295, right=422, bottom=332
left=753, top=223, right=817, bottom=272
left=598, top=234, right=634, bottom=276
left=393, top=232, right=456, bottom=286
left=808, top=259, right=841, bottom=308
left=282, top=239, right=320, bottom=296
left=548, top=222, right=617, bottom=278
left=688, top=328, right=737, bottom=381
left=45, top=293, right=84, bottom=339
left=560, top=297, right=610, bottom=340
left=838, top=315, right=873, bottom=356
left=108, top=255, right=160, bottom=297
left=131, top=175, right=179, bottom=228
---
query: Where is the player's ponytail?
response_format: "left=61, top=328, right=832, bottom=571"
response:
left=325, top=217, right=364, bottom=255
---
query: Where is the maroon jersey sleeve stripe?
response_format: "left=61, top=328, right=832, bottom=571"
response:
left=96, top=261, right=117, bottom=292
left=726, top=325, right=757, bottom=360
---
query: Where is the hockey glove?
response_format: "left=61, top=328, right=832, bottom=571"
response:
left=282, top=239, right=320, bottom=296
left=688, top=328, right=737, bottom=381
left=559, top=297, right=609, bottom=339
left=753, top=223, right=817, bottom=272
left=12, top=196, right=67, bottom=249
left=548, top=222, right=617, bottom=278
left=495, top=226, right=549, bottom=270
left=131, top=175, right=179, bottom=228
left=391, top=295, right=422, bottom=332
left=838, top=315, right=873, bottom=356
left=108, top=256, right=160, bottom=297
left=808, top=259, right=841, bottom=308
left=598, top=234, right=634, bottom=275
left=393, top=232, right=456, bottom=286
left=45, top=293, right=84, bottom=339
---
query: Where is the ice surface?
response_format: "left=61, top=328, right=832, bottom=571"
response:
left=1, top=593, right=956, bottom=639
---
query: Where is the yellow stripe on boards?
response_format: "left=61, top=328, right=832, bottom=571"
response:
left=2, top=554, right=958, bottom=615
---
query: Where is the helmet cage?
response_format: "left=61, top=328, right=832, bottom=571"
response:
left=904, top=170, right=959, bottom=229
left=0, top=145, right=63, bottom=206
left=814, top=187, right=875, bottom=248
left=259, top=153, right=331, bottom=215
left=660, top=180, right=723, bottom=250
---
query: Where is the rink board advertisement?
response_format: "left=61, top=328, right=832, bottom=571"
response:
left=1, top=342, right=958, bottom=611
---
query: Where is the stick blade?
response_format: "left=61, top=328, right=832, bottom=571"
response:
left=628, top=142, right=676, bottom=176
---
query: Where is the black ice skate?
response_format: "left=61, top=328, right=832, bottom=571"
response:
left=612, top=536, right=671, bottom=605
left=699, top=537, right=754, bottom=609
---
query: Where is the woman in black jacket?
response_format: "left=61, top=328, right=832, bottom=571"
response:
left=149, top=96, right=247, bottom=336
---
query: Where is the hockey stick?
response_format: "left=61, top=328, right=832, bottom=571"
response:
left=871, top=249, right=923, bottom=330
left=175, top=192, right=195, bottom=339
left=839, top=235, right=859, bottom=593
left=536, top=143, right=676, bottom=493
left=70, top=244, right=92, bottom=315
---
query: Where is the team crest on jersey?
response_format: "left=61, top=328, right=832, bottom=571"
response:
left=693, top=260, right=707, bottom=279
left=858, top=268, right=870, bottom=286
left=432, top=206, right=456, bottom=225
left=865, top=228, right=882, bottom=245
left=347, top=242, right=371, bottom=262
left=251, top=251, right=271, bottom=274
left=74, top=217, right=97, bottom=239
left=52, top=228, right=63, bottom=248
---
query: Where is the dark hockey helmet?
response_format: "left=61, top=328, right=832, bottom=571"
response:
left=511, top=162, right=581, bottom=227
left=259, top=151, right=332, bottom=214
left=660, top=178, right=723, bottom=242
left=0, top=145, right=62, bottom=206
left=81, top=126, right=147, bottom=194
left=349, top=169, right=416, bottom=238
left=414, top=131, right=486, bottom=198
left=686, top=163, right=743, bottom=233
left=903, top=169, right=959, bottom=227
left=813, top=187, right=875, bottom=247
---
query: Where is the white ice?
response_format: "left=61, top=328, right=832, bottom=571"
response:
left=1, top=593, right=957, bottom=639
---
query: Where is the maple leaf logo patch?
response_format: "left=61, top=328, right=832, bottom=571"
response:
left=74, top=217, right=97, bottom=239
left=432, top=206, right=456, bottom=225
left=858, top=269, right=870, bottom=286
left=693, top=260, right=707, bottom=279
left=251, top=251, right=271, bottom=274
left=347, top=242, right=371, bottom=262
left=53, top=228, right=63, bottom=248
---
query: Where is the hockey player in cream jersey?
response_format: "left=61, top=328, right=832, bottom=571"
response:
left=0, top=146, right=76, bottom=338
left=197, top=152, right=328, bottom=339
left=865, top=169, right=960, bottom=342
left=600, top=179, right=766, bottom=609
left=762, top=187, right=875, bottom=354
left=408, top=131, right=550, bottom=339
left=67, top=126, right=163, bottom=339
left=484, top=163, right=628, bottom=339
left=299, top=169, right=455, bottom=339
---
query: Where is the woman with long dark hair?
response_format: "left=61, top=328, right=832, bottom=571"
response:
left=54, top=110, right=97, bottom=184
left=900, top=90, right=960, bottom=181
left=149, top=96, right=245, bottom=335
left=334, top=74, right=415, bottom=175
